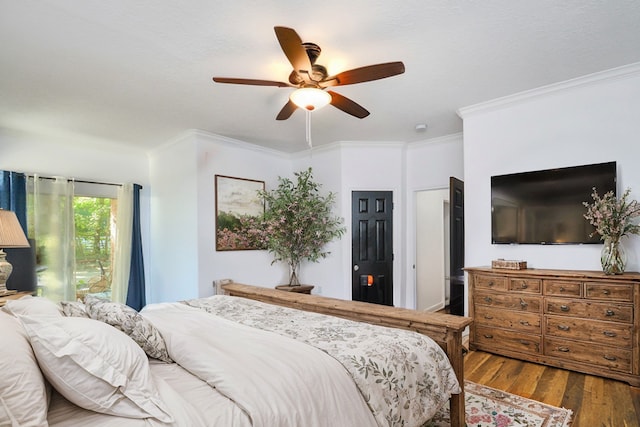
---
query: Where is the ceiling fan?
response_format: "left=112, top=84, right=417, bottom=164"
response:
left=212, top=26, right=405, bottom=120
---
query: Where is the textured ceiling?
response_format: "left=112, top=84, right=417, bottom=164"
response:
left=2, top=0, right=640, bottom=153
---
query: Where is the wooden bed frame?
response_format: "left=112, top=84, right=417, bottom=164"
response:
left=222, top=283, right=472, bottom=427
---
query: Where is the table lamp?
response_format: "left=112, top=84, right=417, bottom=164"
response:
left=0, top=209, right=30, bottom=296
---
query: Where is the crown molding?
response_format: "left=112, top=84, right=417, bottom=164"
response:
left=150, top=129, right=288, bottom=159
left=289, top=139, right=408, bottom=159
left=407, top=132, right=463, bottom=150
left=458, top=61, right=640, bottom=118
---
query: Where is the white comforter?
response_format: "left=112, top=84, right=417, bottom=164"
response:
left=182, top=295, right=461, bottom=426
left=142, top=302, right=377, bottom=427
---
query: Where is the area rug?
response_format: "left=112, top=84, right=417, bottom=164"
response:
left=424, top=380, right=573, bottom=427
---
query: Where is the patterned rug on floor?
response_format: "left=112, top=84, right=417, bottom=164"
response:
left=424, top=380, right=573, bottom=427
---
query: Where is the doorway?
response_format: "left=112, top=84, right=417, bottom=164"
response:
left=415, top=189, right=450, bottom=311
left=415, top=177, right=464, bottom=314
left=351, top=191, right=393, bottom=306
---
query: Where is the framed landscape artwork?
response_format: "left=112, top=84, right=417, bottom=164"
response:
left=215, top=175, right=265, bottom=251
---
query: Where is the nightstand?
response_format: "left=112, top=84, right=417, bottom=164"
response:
left=275, top=285, right=314, bottom=294
left=0, top=291, right=34, bottom=307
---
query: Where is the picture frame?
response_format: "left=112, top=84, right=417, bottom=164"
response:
left=215, top=175, right=265, bottom=251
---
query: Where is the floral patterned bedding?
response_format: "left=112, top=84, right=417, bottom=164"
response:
left=182, top=295, right=461, bottom=427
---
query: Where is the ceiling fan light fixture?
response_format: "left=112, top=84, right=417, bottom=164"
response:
left=289, top=87, right=331, bottom=111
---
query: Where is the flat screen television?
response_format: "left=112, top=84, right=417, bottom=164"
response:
left=491, top=161, right=617, bottom=244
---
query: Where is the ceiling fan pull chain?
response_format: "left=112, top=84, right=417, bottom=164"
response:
left=306, top=110, right=313, bottom=149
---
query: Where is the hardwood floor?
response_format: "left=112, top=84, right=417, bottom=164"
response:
left=464, top=349, right=640, bottom=427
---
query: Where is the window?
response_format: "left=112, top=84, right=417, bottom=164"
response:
left=27, top=178, right=118, bottom=301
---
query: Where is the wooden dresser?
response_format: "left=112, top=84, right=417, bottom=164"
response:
left=466, top=267, right=640, bottom=386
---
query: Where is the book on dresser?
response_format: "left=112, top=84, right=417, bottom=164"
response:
left=465, top=267, right=640, bottom=387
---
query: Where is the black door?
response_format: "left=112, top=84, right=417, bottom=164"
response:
left=449, top=177, right=465, bottom=315
left=351, top=191, right=393, bottom=306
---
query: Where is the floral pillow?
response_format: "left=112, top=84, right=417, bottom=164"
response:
left=84, top=296, right=173, bottom=363
left=60, top=300, right=90, bottom=318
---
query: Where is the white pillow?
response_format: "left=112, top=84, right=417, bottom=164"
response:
left=18, top=315, right=173, bottom=422
left=0, top=311, right=50, bottom=426
left=3, top=294, right=63, bottom=317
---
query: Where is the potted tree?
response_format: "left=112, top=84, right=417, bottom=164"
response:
left=255, top=168, right=345, bottom=287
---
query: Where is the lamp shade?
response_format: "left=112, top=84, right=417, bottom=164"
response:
left=0, top=210, right=29, bottom=248
left=289, top=88, right=332, bottom=111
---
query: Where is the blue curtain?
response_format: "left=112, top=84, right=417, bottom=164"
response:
left=0, top=171, right=27, bottom=232
left=126, top=184, right=146, bottom=310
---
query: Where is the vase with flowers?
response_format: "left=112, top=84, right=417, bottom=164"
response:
left=583, top=187, right=640, bottom=275
left=252, top=168, right=346, bottom=286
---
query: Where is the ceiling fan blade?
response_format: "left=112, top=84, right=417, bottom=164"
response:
left=327, top=91, right=370, bottom=119
left=276, top=99, right=298, bottom=120
left=274, top=26, right=312, bottom=81
left=321, top=61, right=405, bottom=87
left=212, top=77, right=291, bottom=87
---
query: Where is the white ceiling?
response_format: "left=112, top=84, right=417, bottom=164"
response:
left=2, top=0, right=640, bottom=153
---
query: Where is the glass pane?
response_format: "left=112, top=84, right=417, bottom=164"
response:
left=74, top=196, right=117, bottom=300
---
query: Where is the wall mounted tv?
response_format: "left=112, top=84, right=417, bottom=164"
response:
left=491, top=161, right=617, bottom=244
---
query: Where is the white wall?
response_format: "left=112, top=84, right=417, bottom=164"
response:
left=195, top=132, right=291, bottom=298
left=404, top=134, right=464, bottom=308
left=291, top=144, right=345, bottom=297
left=0, top=128, right=149, bottom=185
left=148, top=130, right=291, bottom=303
left=460, top=64, right=640, bottom=301
left=147, top=133, right=199, bottom=303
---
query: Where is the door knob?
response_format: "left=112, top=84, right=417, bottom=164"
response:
left=353, top=265, right=359, bottom=271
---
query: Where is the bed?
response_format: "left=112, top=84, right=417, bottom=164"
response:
left=0, top=283, right=471, bottom=427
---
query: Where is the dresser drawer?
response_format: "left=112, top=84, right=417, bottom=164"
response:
left=544, top=315, right=632, bottom=347
left=543, top=280, right=582, bottom=297
left=508, top=277, right=541, bottom=293
left=476, top=291, right=541, bottom=312
left=585, top=282, right=634, bottom=302
left=476, top=305, right=541, bottom=333
left=544, top=337, right=632, bottom=373
left=474, top=274, right=507, bottom=290
left=475, top=326, right=541, bottom=354
left=545, top=298, right=633, bottom=323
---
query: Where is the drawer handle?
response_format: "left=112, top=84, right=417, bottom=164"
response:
left=557, top=325, right=570, bottom=331
left=559, top=286, right=565, bottom=292
left=519, top=320, right=530, bottom=326
left=484, top=315, right=494, bottom=320
left=488, top=281, right=495, bottom=287
left=520, top=281, right=528, bottom=289
left=603, top=355, right=617, bottom=361
left=484, top=296, right=493, bottom=303
left=602, top=289, right=611, bottom=295
left=560, top=305, right=570, bottom=312
left=558, top=346, right=570, bottom=352
left=603, top=331, right=617, bottom=338
left=520, top=299, right=528, bottom=308
left=605, top=309, right=615, bottom=317
left=518, top=340, right=530, bottom=346
left=483, top=334, right=494, bottom=339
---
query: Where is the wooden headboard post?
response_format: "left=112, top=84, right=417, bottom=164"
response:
left=221, top=283, right=472, bottom=427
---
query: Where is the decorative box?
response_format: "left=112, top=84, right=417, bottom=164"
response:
left=491, top=259, right=527, bottom=270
